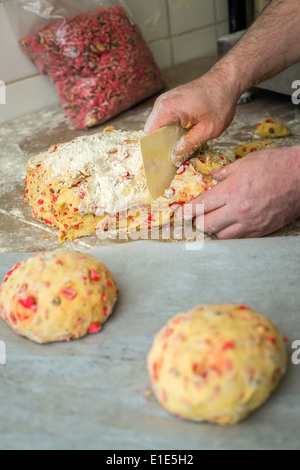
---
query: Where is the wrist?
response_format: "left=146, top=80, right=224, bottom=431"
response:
left=289, top=144, right=300, bottom=175
left=280, top=145, right=300, bottom=207
left=206, top=56, right=247, bottom=102
left=288, top=145, right=300, bottom=215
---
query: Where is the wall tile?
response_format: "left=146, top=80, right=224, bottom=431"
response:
left=172, top=26, right=217, bottom=65
left=0, top=4, right=39, bottom=83
left=168, top=0, right=215, bottom=36
left=215, top=0, right=229, bottom=22
left=255, top=0, right=272, bottom=18
left=125, top=0, right=169, bottom=42
left=149, top=39, right=172, bottom=69
left=0, top=75, right=59, bottom=122
left=217, top=20, right=230, bottom=38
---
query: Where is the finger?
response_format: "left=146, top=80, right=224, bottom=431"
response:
left=216, top=223, right=248, bottom=240
left=183, top=186, right=226, bottom=220
left=194, top=205, right=237, bottom=235
left=144, top=104, right=180, bottom=135
left=172, top=121, right=214, bottom=167
left=211, top=162, right=239, bottom=181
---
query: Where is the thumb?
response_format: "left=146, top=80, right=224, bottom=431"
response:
left=172, top=122, right=213, bottom=167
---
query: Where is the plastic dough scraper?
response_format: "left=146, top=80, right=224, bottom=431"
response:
left=139, top=124, right=186, bottom=200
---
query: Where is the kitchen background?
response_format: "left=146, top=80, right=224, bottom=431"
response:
left=0, top=0, right=270, bottom=123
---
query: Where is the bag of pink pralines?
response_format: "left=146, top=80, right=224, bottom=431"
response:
left=3, top=0, right=165, bottom=129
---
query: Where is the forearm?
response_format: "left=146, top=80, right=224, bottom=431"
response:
left=212, top=0, right=300, bottom=100
left=144, top=1, right=300, bottom=159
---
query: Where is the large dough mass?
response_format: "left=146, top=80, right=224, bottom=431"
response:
left=24, top=128, right=233, bottom=243
left=24, top=128, right=278, bottom=243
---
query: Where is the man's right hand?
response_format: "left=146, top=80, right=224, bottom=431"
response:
left=144, top=67, right=239, bottom=167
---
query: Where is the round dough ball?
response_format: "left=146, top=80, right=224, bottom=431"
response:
left=147, top=304, right=287, bottom=426
left=0, top=249, right=118, bottom=344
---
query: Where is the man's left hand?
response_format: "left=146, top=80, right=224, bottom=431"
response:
left=183, top=146, right=300, bottom=239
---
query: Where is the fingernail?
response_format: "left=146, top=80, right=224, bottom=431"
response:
left=169, top=203, right=181, bottom=212
left=172, top=155, right=185, bottom=168
left=172, top=140, right=189, bottom=167
left=183, top=205, right=193, bottom=221
left=211, top=168, right=225, bottom=179
left=143, top=124, right=151, bottom=135
left=195, top=220, right=205, bottom=232
left=173, top=136, right=185, bottom=155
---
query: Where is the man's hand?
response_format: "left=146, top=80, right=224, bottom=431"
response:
left=144, top=68, right=238, bottom=167
left=183, top=146, right=300, bottom=239
left=144, top=0, right=300, bottom=169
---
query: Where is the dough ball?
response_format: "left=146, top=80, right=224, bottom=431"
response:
left=255, top=119, right=291, bottom=138
left=147, top=304, right=287, bottom=426
left=0, top=250, right=118, bottom=344
left=234, top=140, right=276, bottom=158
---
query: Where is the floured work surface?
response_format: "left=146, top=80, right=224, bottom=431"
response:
left=0, top=238, right=299, bottom=449
left=1, top=57, right=300, bottom=251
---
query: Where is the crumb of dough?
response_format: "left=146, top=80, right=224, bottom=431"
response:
left=255, top=118, right=291, bottom=138
left=234, top=140, right=277, bottom=158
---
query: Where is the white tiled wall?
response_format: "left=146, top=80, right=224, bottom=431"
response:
left=0, top=0, right=229, bottom=122
left=254, top=0, right=271, bottom=18
left=172, top=26, right=218, bottom=65
left=168, top=0, right=215, bottom=36
left=126, top=0, right=169, bottom=42
left=0, top=3, right=38, bottom=83
left=216, top=0, right=230, bottom=22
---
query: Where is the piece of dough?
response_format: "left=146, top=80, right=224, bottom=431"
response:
left=234, top=140, right=276, bottom=158
left=147, top=304, right=286, bottom=426
left=255, top=119, right=291, bottom=138
left=0, top=250, right=118, bottom=344
left=24, top=127, right=233, bottom=243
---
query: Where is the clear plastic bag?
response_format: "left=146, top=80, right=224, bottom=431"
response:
left=3, top=0, right=165, bottom=129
